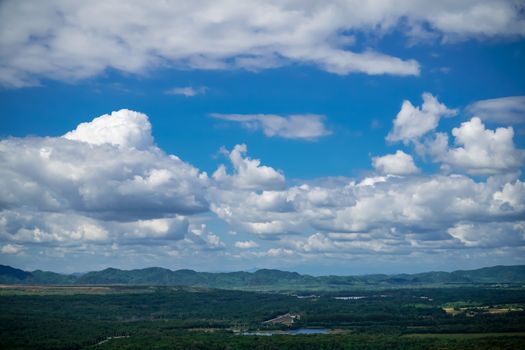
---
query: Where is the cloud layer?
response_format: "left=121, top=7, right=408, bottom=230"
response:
left=211, top=113, right=331, bottom=140
left=165, top=86, right=207, bottom=97
left=467, top=96, right=525, bottom=125
left=1, top=105, right=524, bottom=268
left=2, top=1, right=525, bottom=87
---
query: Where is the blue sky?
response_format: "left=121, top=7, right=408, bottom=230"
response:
left=1, top=1, right=525, bottom=275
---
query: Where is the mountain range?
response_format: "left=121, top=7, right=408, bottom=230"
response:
left=1, top=264, right=524, bottom=291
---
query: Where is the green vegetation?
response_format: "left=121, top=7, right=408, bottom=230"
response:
left=0, top=285, right=524, bottom=349
left=2, top=265, right=525, bottom=348
left=2, top=264, right=525, bottom=290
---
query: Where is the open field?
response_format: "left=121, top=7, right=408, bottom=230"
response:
left=0, top=284, right=157, bottom=296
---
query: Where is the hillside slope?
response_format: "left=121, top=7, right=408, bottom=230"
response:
left=1, top=264, right=524, bottom=289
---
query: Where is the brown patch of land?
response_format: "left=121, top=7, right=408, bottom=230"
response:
left=0, top=284, right=154, bottom=295
left=263, top=313, right=301, bottom=326
left=442, top=305, right=523, bottom=316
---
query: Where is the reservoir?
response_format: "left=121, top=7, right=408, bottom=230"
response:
left=242, top=328, right=329, bottom=336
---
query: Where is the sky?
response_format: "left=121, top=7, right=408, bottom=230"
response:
left=1, top=0, right=525, bottom=275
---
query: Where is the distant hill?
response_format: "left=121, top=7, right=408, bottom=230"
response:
left=0, top=265, right=31, bottom=282
left=0, top=265, right=77, bottom=285
left=451, top=265, right=525, bottom=283
left=1, top=264, right=524, bottom=290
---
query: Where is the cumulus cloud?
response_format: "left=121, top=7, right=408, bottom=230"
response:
left=63, top=109, right=153, bottom=149
left=235, top=240, right=259, bottom=249
left=467, top=96, right=525, bottom=124
left=186, top=224, right=225, bottom=250
left=211, top=113, right=331, bottom=140
left=282, top=232, right=398, bottom=255
left=0, top=109, right=209, bottom=251
left=1, top=244, right=22, bottom=254
left=2, top=105, right=524, bottom=266
left=387, top=93, right=457, bottom=143
left=372, top=150, right=420, bottom=175
left=281, top=218, right=525, bottom=257
left=264, top=248, right=295, bottom=257
left=212, top=144, right=285, bottom=191
left=447, top=222, right=525, bottom=248
left=316, top=175, right=524, bottom=233
left=2, top=1, right=524, bottom=87
left=165, top=86, right=207, bottom=97
left=125, top=217, right=189, bottom=241
left=0, top=140, right=208, bottom=219
left=429, top=117, right=524, bottom=175
left=0, top=210, right=190, bottom=246
left=210, top=168, right=525, bottom=254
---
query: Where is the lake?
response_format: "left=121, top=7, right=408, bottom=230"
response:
left=242, top=328, right=329, bottom=336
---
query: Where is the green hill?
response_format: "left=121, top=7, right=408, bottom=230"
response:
left=0, top=265, right=31, bottom=283
left=1, top=264, right=524, bottom=290
left=451, top=265, right=525, bottom=283
left=0, top=265, right=78, bottom=285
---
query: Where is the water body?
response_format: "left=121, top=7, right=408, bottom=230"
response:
left=242, top=328, right=329, bottom=336
left=333, top=296, right=366, bottom=300
left=289, top=328, right=329, bottom=335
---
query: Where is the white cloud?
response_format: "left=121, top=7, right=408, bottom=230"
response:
left=467, top=96, right=525, bottom=124
left=210, top=168, right=525, bottom=254
left=372, top=150, right=420, bottom=175
left=317, top=176, right=524, bottom=235
left=2, top=1, right=524, bottom=87
left=63, top=109, right=153, bottom=149
left=0, top=141, right=208, bottom=220
left=281, top=217, right=525, bottom=256
left=1, top=110, right=209, bottom=220
left=126, top=217, right=189, bottom=241
left=426, top=2, right=525, bottom=40
left=165, top=86, right=207, bottom=97
left=357, top=176, right=389, bottom=188
left=430, top=117, right=524, bottom=175
left=265, top=248, right=295, bottom=257
left=212, top=144, right=285, bottom=191
left=447, top=222, right=525, bottom=248
left=187, top=224, right=225, bottom=250
left=211, top=113, right=330, bottom=140
left=387, top=93, right=457, bottom=143
left=0, top=210, right=190, bottom=245
left=283, top=232, right=394, bottom=255
left=493, top=181, right=525, bottom=213
left=2, top=104, right=525, bottom=266
left=1, top=243, right=22, bottom=254
left=235, top=240, right=259, bottom=249
left=0, top=109, right=211, bottom=252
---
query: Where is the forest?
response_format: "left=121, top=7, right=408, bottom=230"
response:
left=1, top=284, right=524, bottom=349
